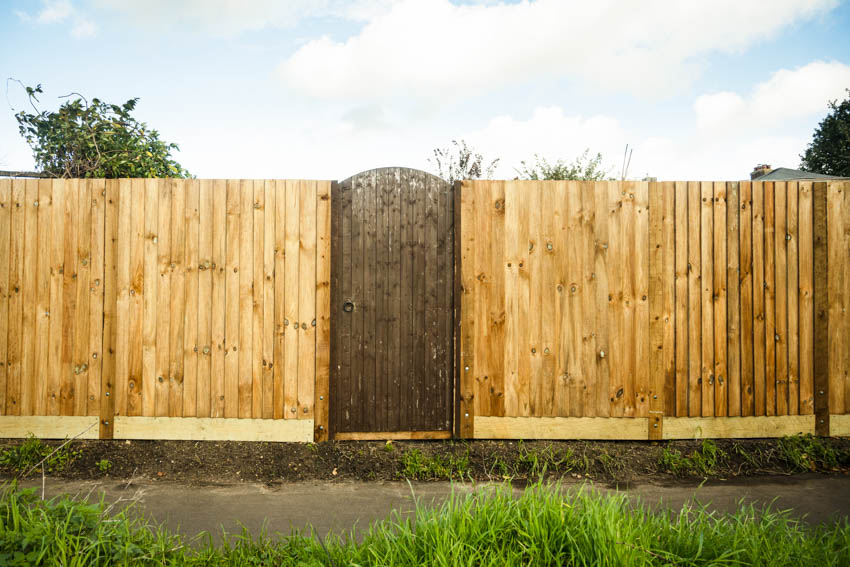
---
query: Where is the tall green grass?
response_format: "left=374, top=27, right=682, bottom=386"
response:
left=1, top=482, right=848, bottom=566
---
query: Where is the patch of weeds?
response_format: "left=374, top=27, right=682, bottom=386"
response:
left=777, top=434, right=847, bottom=472
left=514, top=442, right=574, bottom=479
left=96, top=459, right=112, bottom=473
left=0, top=435, right=82, bottom=474
left=488, top=456, right=512, bottom=479
left=659, top=439, right=726, bottom=477
left=398, top=448, right=470, bottom=480
left=384, top=440, right=395, bottom=453
left=595, top=450, right=625, bottom=479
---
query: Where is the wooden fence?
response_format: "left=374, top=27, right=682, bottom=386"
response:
left=0, top=179, right=330, bottom=442
left=1, top=176, right=848, bottom=442
left=458, top=180, right=850, bottom=439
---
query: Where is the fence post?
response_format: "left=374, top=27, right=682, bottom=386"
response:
left=455, top=180, right=475, bottom=439
left=812, top=181, right=829, bottom=436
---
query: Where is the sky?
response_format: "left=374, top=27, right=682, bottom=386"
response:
left=1, top=0, right=849, bottom=181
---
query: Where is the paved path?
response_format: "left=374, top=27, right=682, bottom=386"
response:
left=22, top=475, right=850, bottom=541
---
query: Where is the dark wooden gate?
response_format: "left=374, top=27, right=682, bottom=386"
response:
left=330, top=168, right=454, bottom=439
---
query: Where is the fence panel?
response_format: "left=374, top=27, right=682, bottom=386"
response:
left=461, top=180, right=825, bottom=439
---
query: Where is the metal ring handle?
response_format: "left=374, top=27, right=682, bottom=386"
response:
left=342, top=301, right=355, bottom=313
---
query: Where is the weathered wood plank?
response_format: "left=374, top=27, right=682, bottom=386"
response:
left=727, top=182, right=741, bottom=417
left=700, top=181, right=715, bottom=417
left=315, top=181, right=331, bottom=439
left=100, top=179, right=118, bottom=437
left=0, top=180, right=11, bottom=414
left=238, top=179, right=254, bottom=418
left=45, top=179, right=63, bottom=416
left=787, top=182, right=800, bottom=415
left=284, top=179, right=300, bottom=420
left=687, top=181, right=701, bottom=416
left=73, top=179, right=92, bottom=416
left=196, top=179, right=213, bottom=417
left=252, top=180, right=265, bottom=418
left=752, top=182, right=767, bottom=416
left=223, top=180, right=241, bottom=418
left=489, top=180, right=506, bottom=417
left=19, top=179, right=38, bottom=416
left=210, top=179, right=227, bottom=418
left=181, top=179, right=199, bottom=417
left=774, top=182, right=789, bottom=415
left=674, top=181, right=689, bottom=417
left=474, top=416, right=649, bottom=440
left=649, top=182, right=664, bottom=415
left=459, top=180, right=475, bottom=436
left=798, top=182, right=814, bottom=416
left=581, top=181, right=598, bottom=417
left=154, top=179, right=172, bottom=418
left=298, top=180, right=316, bottom=420
left=37, top=178, right=56, bottom=416
left=633, top=181, right=650, bottom=417
left=713, top=181, right=727, bottom=417
left=764, top=182, right=777, bottom=416
left=661, top=181, right=676, bottom=417
left=608, top=181, right=625, bottom=417
left=141, top=178, right=158, bottom=417
left=829, top=182, right=847, bottom=415
left=5, top=180, right=25, bottom=415
left=273, top=180, right=287, bottom=420
left=503, top=181, right=519, bottom=416
left=740, top=181, right=755, bottom=416
left=262, top=180, right=275, bottom=420
left=87, top=179, right=105, bottom=417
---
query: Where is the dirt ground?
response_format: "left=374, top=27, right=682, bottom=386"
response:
left=2, top=436, right=850, bottom=486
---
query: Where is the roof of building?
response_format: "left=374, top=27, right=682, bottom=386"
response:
left=756, top=167, right=848, bottom=181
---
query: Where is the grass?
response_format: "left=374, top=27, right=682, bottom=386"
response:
left=0, top=436, right=81, bottom=475
left=398, top=447, right=470, bottom=480
left=659, top=439, right=727, bottom=477
left=2, top=481, right=849, bottom=566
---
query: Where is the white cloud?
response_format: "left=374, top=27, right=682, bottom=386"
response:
left=695, top=60, right=850, bottom=132
left=278, top=0, right=838, bottom=102
left=71, top=18, right=97, bottom=39
left=14, top=0, right=97, bottom=39
left=92, top=0, right=402, bottom=36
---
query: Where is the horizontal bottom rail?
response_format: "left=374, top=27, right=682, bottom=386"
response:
left=334, top=430, right=452, bottom=441
left=0, top=416, right=100, bottom=439
left=473, top=415, right=817, bottom=440
left=831, top=415, right=850, bottom=437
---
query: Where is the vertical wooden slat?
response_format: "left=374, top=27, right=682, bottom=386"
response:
left=503, top=182, right=519, bottom=416
left=154, top=179, right=172, bottom=417
left=490, top=180, right=506, bottom=417
left=262, top=180, right=275, bottom=419
left=844, top=182, right=850, bottom=414
left=284, top=179, right=300, bottom=418
left=210, top=179, right=227, bottom=418
left=581, top=181, right=598, bottom=417
left=727, top=182, right=741, bottom=417
left=798, top=182, right=814, bottom=416
left=700, top=181, right=714, bottom=417
left=713, top=181, right=727, bottom=417
left=122, top=178, right=141, bottom=416
left=141, top=178, right=158, bottom=417
left=649, top=182, right=664, bottom=417
left=764, top=182, right=777, bottom=416
left=181, top=179, right=199, bottom=417
left=440, top=176, right=454, bottom=430
left=238, top=179, right=254, bottom=418
left=21, top=179, right=39, bottom=415
left=568, top=181, right=585, bottom=417
left=298, top=180, right=316, bottom=419
left=775, top=182, right=789, bottom=415
left=661, top=181, right=676, bottom=418
left=6, top=180, right=25, bottom=415
left=551, top=182, right=567, bottom=416
left=620, top=181, right=637, bottom=417
left=196, top=179, right=213, bottom=417
left=787, top=182, right=800, bottom=415
left=740, top=181, right=755, bottom=416
left=169, top=179, right=186, bottom=417
left=315, top=181, right=331, bottom=439
left=59, top=179, right=79, bottom=416
left=687, top=181, right=701, bottom=416
left=674, top=181, right=689, bottom=416
left=634, top=181, right=650, bottom=418
left=374, top=172, right=387, bottom=431
left=473, top=180, right=492, bottom=418
left=828, top=182, right=846, bottom=415
left=38, top=180, right=57, bottom=416
left=364, top=173, right=378, bottom=427
left=0, top=180, right=10, bottom=414
left=224, top=179, right=240, bottom=418
left=593, top=182, right=610, bottom=417
left=73, top=179, right=93, bottom=416
left=273, top=180, right=286, bottom=420
left=813, top=182, right=829, bottom=432
left=608, top=181, right=625, bottom=417
left=752, top=182, right=767, bottom=415
left=458, top=180, right=475, bottom=437
left=46, top=179, right=63, bottom=416
left=87, top=179, right=105, bottom=417
left=100, top=179, right=117, bottom=437
left=252, top=180, right=265, bottom=418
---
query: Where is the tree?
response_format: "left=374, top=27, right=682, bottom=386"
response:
left=429, top=139, right=499, bottom=184
left=800, top=89, right=850, bottom=177
left=516, top=149, right=611, bottom=181
left=13, top=83, right=190, bottom=178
